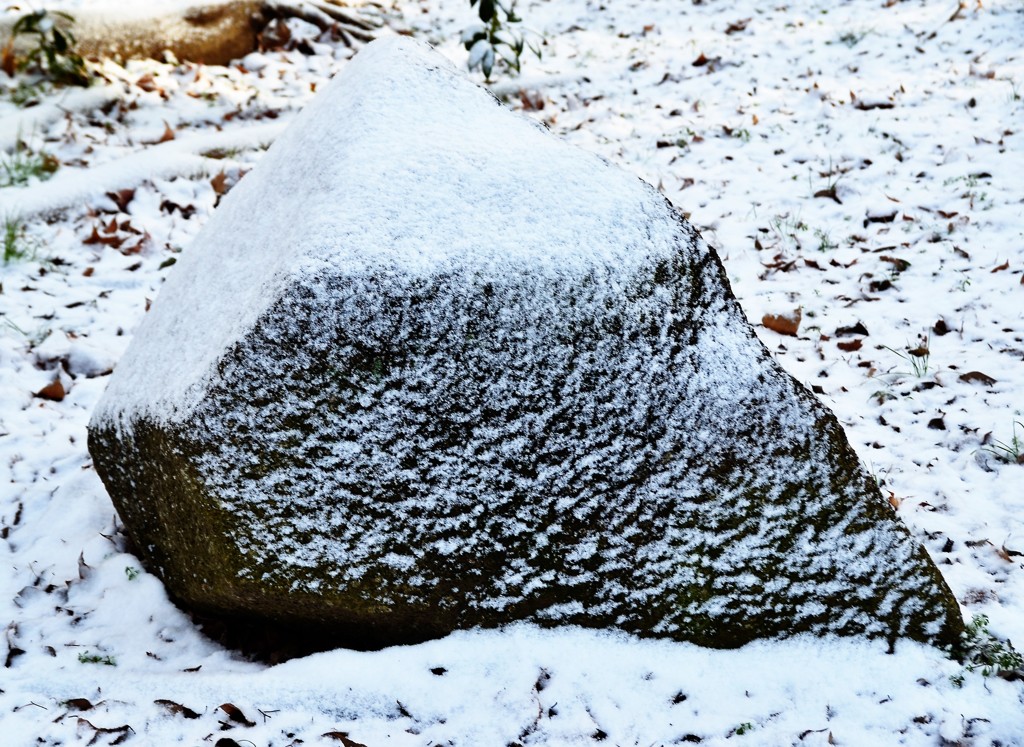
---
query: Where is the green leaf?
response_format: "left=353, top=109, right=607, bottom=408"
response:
left=467, top=38, right=491, bottom=71
left=482, top=46, right=495, bottom=78
left=14, top=11, right=47, bottom=36
left=52, top=28, right=68, bottom=54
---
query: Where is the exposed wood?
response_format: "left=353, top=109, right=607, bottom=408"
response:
left=0, top=0, right=383, bottom=66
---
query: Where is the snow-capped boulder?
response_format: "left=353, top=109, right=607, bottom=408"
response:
left=88, top=37, right=963, bottom=650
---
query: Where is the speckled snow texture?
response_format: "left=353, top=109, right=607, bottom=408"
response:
left=88, top=36, right=962, bottom=649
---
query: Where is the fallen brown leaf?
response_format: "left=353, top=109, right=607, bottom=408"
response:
left=322, top=733, right=369, bottom=747
left=519, top=89, right=545, bottom=111
left=211, top=171, right=229, bottom=196
left=82, top=225, right=124, bottom=250
left=814, top=185, right=842, bottom=204
left=835, top=322, right=869, bottom=337
left=64, top=698, right=95, bottom=712
left=855, top=100, right=895, bottom=110
left=879, top=255, right=911, bottom=273
left=1, top=39, right=16, bottom=78
left=35, top=378, right=65, bottom=402
left=157, top=121, right=176, bottom=143
left=106, top=189, right=135, bottom=213
left=762, top=308, right=801, bottom=336
left=959, top=371, right=997, bottom=386
left=218, top=703, right=256, bottom=727
left=865, top=210, right=897, bottom=225
left=135, top=72, right=159, bottom=92
left=725, top=18, right=750, bottom=34
left=75, top=718, right=132, bottom=745
left=119, top=237, right=146, bottom=255
left=154, top=699, right=201, bottom=719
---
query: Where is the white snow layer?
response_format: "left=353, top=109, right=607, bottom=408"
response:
left=4, top=0, right=1022, bottom=742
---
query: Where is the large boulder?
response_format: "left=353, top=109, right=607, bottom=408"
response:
left=88, top=37, right=963, bottom=651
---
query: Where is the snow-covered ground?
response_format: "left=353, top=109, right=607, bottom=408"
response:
left=1, top=0, right=1022, bottom=744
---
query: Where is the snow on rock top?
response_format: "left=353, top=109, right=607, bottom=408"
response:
left=93, top=36, right=676, bottom=427
left=87, top=36, right=964, bottom=652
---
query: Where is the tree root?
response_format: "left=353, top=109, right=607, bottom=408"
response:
left=0, top=0, right=385, bottom=67
left=264, top=0, right=381, bottom=42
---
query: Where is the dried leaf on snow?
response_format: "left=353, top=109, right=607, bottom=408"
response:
left=63, top=698, right=96, bottom=712
left=218, top=703, right=256, bottom=728
left=958, top=371, right=997, bottom=386
left=322, top=733, right=369, bottom=747
left=835, top=322, right=869, bottom=337
left=154, top=699, right=201, bottom=719
left=35, top=378, right=65, bottom=402
left=762, top=308, right=802, bottom=336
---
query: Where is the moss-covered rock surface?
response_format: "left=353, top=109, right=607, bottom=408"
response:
left=88, top=37, right=963, bottom=651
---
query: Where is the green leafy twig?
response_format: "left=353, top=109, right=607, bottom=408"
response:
left=78, top=651, right=117, bottom=666
left=953, top=614, right=1023, bottom=683
left=462, top=0, right=541, bottom=81
left=9, top=10, right=91, bottom=87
